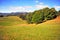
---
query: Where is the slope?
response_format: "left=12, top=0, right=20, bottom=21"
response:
left=0, top=16, right=60, bottom=40
left=0, top=16, right=27, bottom=26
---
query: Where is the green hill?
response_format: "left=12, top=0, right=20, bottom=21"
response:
left=0, top=16, right=27, bottom=26
left=0, top=16, right=60, bottom=40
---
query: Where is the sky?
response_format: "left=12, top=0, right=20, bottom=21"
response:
left=0, top=0, right=60, bottom=13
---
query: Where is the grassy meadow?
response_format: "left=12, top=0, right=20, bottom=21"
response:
left=0, top=16, right=60, bottom=40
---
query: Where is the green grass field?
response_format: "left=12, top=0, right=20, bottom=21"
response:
left=0, top=16, right=27, bottom=26
left=0, top=16, right=60, bottom=40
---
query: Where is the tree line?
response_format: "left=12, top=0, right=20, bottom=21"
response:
left=20, top=7, right=60, bottom=24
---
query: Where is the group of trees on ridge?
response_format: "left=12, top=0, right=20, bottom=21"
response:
left=0, top=7, right=60, bottom=24
left=20, top=7, right=60, bottom=24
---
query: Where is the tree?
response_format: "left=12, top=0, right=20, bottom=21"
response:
left=57, top=10, right=60, bottom=16
left=19, top=14, right=27, bottom=20
left=42, top=7, right=50, bottom=20
left=25, top=7, right=58, bottom=24
left=46, top=8, right=57, bottom=20
left=26, top=12, right=33, bottom=23
left=31, top=10, right=44, bottom=24
left=0, top=15, right=4, bottom=17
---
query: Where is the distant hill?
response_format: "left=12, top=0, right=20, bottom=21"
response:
left=0, top=12, right=28, bottom=17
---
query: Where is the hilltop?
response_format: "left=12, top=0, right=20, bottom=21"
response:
left=0, top=16, right=27, bottom=26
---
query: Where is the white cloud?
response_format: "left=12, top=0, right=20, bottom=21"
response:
left=9, top=6, right=25, bottom=12
left=39, top=2, right=44, bottom=5
left=0, top=2, right=51, bottom=13
left=23, top=6, right=32, bottom=8
left=0, top=4, right=50, bottom=13
left=35, top=0, right=39, bottom=3
left=54, top=6, right=60, bottom=11
left=35, top=4, right=49, bottom=9
left=0, top=6, right=34, bottom=13
left=54, top=6, right=60, bottom=9
left=0, top=10, right=13, bottom=13
left=34, top=2, right=50, bottom=9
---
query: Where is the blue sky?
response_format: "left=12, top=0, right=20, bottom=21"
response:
left=0, top=0, right=60, bottom=13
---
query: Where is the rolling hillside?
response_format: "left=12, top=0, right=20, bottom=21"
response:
left=44, top=16, right=60, bottom=23
left=0, top=16, right=27, bottom=26
left=0, top=16, right=60, bottom=40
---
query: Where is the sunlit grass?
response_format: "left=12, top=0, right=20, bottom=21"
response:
left=0, top=16, right=60, bottom=40
left=0, top=16, right=27, bottom=26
